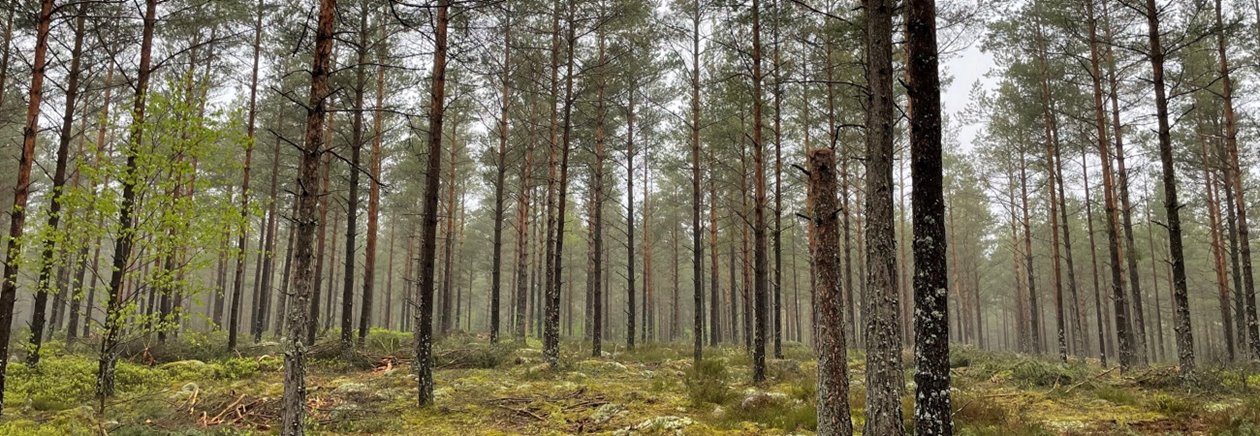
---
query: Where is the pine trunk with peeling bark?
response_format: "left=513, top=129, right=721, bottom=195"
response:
left=862, top=0, right=905, bottom=431
left=808, top=149, right=853, bottom=435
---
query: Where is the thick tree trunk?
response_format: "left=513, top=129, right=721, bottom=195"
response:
left=862, top=0, right=905, bottom=431
left=808, top=148, right=853, bottom=436
left=1142, top=0, right=1195, bottom=379
left=907, top=0, right=951, bottom=430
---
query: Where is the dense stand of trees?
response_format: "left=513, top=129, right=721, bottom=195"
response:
left=0, top=0, right=1257, bottom=432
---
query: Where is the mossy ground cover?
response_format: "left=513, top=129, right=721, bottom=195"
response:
left=3, top=332, right=1259, bottom=435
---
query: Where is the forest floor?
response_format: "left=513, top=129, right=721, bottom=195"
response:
left=3, top=330, right=1260, bottom=435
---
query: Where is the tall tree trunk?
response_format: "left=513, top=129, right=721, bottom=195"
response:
left=1017, top=153, right=1042, bottom=354
left=770, top=0, right=784, bottom=360
left=0, top=0, right=54, bottom=411
left=513, top=115, right=536, bottom=342
left=1201, top=126, right=1235, bottom=360
left=626, top=83, right=638, bottom=351
left=490, top=7, right=512, bottom=345
left=416, top=0, right=450, bottom=406
left=27, top=3, right=86, bottom=365
left=690, top=0, right=704, bottom=363
left=749, top=0, right=769, bottom=383
left=709, top=174, right=721, bottom=346
left=257, top=101, right=285, bottom=343
left=808, top=148, right=853, bottom=436
left=590, top=27, right=606, bottom=355
left=1081, top=149, right=1109, bottom=366
left=0, top=0, right=13, bottom=110
left=282, top=0, right=336, bottom=430
left=545, top=0, right=577, bottom=366
left=1099, top=0, right=1148, bottom=365
left=95, top=0, right=156, bottom=404
left=1088, top=0, right=1135, bottom=369
left=1032, top=14, right=1070, bottom=361
left=907, top=0, right=951, bottom=428
left=863, top=0, right=905, bottom=431
left=229, top=0, right=265, bottom=353
left=360, top=9, right=388, bottom=344
left=1142, top=0, right=1194, bottom=378
left=440, top=116, right=460, bottom=336
left=307, top=136, right=333, bottom=344
left=643, top=141, right=654, bottom=343
left=1214, top=0, right=1258, bottom=358
left=339, top=9, right=369, bottom=350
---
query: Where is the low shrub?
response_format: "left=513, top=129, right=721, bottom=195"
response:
left=685, top=358, right=734, bottom=406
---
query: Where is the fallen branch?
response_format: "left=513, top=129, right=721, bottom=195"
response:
left=1064, top=367, right=1117, bottom=394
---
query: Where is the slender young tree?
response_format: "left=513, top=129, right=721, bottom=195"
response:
left=96, top=0, right=157, bottom=403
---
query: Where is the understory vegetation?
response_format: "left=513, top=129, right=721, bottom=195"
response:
left=3, top=331, right=1258, bottom=435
